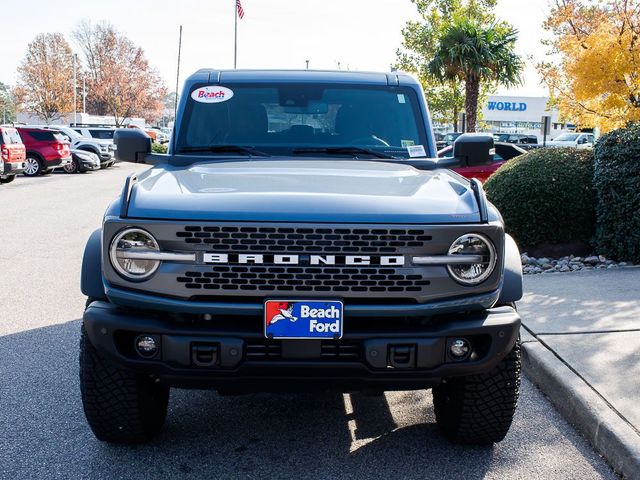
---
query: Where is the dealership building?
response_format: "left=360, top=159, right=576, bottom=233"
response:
left=480, top=95, right=573, bottom=139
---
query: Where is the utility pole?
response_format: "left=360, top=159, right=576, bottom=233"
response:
left=306, top=60, right=309, bottom=70
left=72, top=53, right=77, bottom=124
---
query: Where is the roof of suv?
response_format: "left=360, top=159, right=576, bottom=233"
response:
left=185, top=69, right=420, bottom=86
left=15, top=126, right=50, bottom=132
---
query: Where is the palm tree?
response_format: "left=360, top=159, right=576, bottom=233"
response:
left=428, top=17, right=523, bottom=132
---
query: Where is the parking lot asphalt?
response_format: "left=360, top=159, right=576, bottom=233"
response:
left=0, top=166, right=617, bottom=479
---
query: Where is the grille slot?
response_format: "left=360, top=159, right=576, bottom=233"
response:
left=245, top=340, right=361, bottom=361
left=175, top=226, right=432, bottom=253
left=177, top=266, right=430, bottom=293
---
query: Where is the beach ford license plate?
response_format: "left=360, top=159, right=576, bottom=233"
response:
left=264, top=300, right=343, bottom=339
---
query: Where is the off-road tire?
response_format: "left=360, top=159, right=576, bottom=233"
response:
left=433, top=340, right=521, bottom=445
left=79, top=325, right=169, bottom=443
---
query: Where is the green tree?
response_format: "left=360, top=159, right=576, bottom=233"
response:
left=395, top=0, right=497, bottom=130
left=0, top=83, right=16, bottom=123
left=428, top=17, right=523, bottom=132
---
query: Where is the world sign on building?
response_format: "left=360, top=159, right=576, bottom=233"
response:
left=481, top=96, right=558, bottom=124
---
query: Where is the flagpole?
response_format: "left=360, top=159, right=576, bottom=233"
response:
left=234, top=0, right=238, bottom=69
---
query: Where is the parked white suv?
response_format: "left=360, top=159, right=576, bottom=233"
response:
left=48, top=126, right=115, bottom=168
left=546, top=132, right=594, bottom=149
left=72, top=126, right=116, bottom=144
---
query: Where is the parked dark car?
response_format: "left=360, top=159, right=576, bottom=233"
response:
left=439, top=141, right=527, bottom=182
left=435, top=131, right=462, bottom=150
left=15, top=127, right=72, bottom=176
left=493, top=133, right=538, bottom=145
left=493, top=133, right=540, bottom=151
left=0, top=126, right=26, bottom=184
left=64, top=149, right=101, bottom=173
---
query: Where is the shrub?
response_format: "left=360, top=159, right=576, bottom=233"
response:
left=484, top=148, right=595, bottom=248
left=593, top=124, right=640, bottom=262
left=151, top=142, right=168, bottom=154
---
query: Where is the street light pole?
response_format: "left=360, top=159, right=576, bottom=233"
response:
left=72, top=53, right=77, bottom=124
left=234, top=1, right=238, bottom=69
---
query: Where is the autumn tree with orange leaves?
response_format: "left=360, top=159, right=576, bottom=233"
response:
left=73, top=21, right=167, bottom=126
left=15, top=33, right=74, bottom=124
left=539, top=0, right=640, bottom=131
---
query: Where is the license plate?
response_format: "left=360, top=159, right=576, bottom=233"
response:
left=264, top=300, right=343, bottom=339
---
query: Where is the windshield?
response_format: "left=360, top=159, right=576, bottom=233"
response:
left=1, top=129, right=22, bottom=144
left=177, top=83, right=429, bottom=158
left=89, top=129, right=115, bottom=140
left=57, top=127, right=81, bottom=140
left=554, top=133, right=579, bottom=141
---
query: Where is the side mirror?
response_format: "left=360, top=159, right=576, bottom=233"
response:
left=453, top=133, right=494, bottom=167
left=114, top=128, right=151, bottom=163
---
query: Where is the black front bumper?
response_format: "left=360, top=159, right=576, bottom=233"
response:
left=78, top=158, right=100, bottom=171
left=83, top=302, right=520, bottom=391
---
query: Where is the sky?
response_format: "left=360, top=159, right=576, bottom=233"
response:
left=0, top=0, right=550, bottom=97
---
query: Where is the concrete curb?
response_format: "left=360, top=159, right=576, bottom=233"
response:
left=521, top=340, right=640, bottom=480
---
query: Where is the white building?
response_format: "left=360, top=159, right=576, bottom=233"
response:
left=15, top=112, right=145, bottom=127
left=481, top=95, right=574, bottom=140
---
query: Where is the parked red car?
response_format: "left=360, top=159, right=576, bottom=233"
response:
left=0, top=126, right=26, bottom=184
left=15, top=126, right=72, bottom=176
left=438, top=141, right=527, bottom=182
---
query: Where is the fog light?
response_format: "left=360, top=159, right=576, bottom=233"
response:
left=135, top=335, right=158, bottom=358
left=450, top=338, right=470, bottom=359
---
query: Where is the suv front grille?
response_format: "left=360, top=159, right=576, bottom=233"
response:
left=246, top=340, right=361, bottom=361
left=176, top=266, right=431, bottom=293
left=175, top=226, right=432, bottom=254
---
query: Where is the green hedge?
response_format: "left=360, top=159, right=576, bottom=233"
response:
left=151, top=142, right=168, bottom=154
left=484, top=148, right=595, bottom=248
left=593, top=124, right=640, bottom=262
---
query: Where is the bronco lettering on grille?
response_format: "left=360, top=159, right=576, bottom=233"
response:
left=203, top=253, right=405, bottom=266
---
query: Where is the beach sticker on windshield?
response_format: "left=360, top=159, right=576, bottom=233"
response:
left=397, top=94, right=406, bottom=104
left=191, top=86, right=234, bottom=103
left=401, top=139, right=415, bottom=147
left=407, top=144, right=427, bottom=157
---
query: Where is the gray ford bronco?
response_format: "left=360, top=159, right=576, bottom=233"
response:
left=80, top=69, right=523, bottom=445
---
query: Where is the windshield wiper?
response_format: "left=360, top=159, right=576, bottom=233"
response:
left=291, top=146, right=397, bottom=159
left=178, top=145, right=270, bottom=156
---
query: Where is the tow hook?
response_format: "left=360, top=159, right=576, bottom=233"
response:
left=388, top=344, right=416, bottom=369
left=191, top=343, right=219, bottom=367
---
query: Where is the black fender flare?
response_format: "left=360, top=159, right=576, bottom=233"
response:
left=497, top=234, right=523, bottom=304
left=81, top=229, right=107, bottom=300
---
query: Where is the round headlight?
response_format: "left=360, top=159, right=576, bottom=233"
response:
left=109, top=228, right=160, bottom=280
left=446, top=234, right=497, bottom=285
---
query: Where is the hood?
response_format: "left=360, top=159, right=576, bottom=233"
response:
left=126, top=160, right=481, bottom=223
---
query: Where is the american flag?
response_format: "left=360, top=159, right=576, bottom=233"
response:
left=236, top=0, right=245, bottom=19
